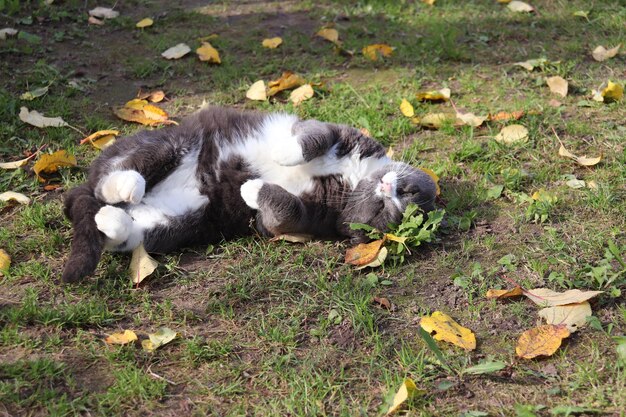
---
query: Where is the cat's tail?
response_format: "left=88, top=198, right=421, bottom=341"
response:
left=62, top=185, right=105, bottom=283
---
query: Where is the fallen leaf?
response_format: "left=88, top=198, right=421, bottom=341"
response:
left=494, top=124, right=528, bottom=144
left=137, top=90, right=166, bottom=103
left=80, top=130, right=118, bottom=150
left=362, top=43, right=393, bottom=61
left=262, top=37, right=282, bottom=48
left=557, top=143, right=576, bottom=159
left=386, top=378, right=418, bottom=415
left=573, top=10, right=589, bottom=19
left=130, top=243, right=158, bottom=284
left=88, top=16, right=104, bottom=25
left=0, top=249, right=10, bottom=275
left=80, top=130, right=119, bottom=145
left=591, top=44, right=620, bottom=62
left=161, top=43, right=191, bottom=59
left=415, top=88, right=450, bottom=102
left=360, top=127, right=372, bottom=137
left=142, top=104, right=169, bottom=122
left=488, top=110, right=524, bottom=121
left=418, top=167, right=440, bottom=195
left=508, top=1, right=534, bottom=12
left=486, top=286, right=524, bottom=299
left=20, top=86, right=49, bottom=101
left=43, top=184, right=61, bottom=191
left=345, top=239, right=385, bottom=266
left=546, top=76, right=568, bottom=97
left=88, top=7, right=119, bottom=19
left=142, top=327, right=177, bottom=352
left=531, top=189, right=557, bottom=203
left=196, top=42, right=221, bottom=64
left=0, top=191, right=30, bottom=205
left=290, top=84, right=314, bottom=106
left=420, top=311, right=476, bottom=350
left=246, top=80, right=267, bottom=101
left=538, top=302, right=592, bottom=333
left=269, top=233, right=313, bottom=243
left=33, top=150, right=77, bottom=181
left=104, top=330, right=138, bottom=345
left=557, top=143, right=602, bottom=166
left=316, top=28, right=339, bottom=44
left=113, top=105, right=173, bottom=126
left=125, top=98, right=148, bottom=110
left=463, top=360, right=507, bottom=375
left=524, top=288, right=603, bottom=307
left=419, top=112, right=456, bottom=129
left=456, top=111, right=486, bottom=127
left=0, top=28, right=18, bottom=40
left=422, top=0, right=436, bottom=5
left=0, top=156, right=32, bottom=169
left=400, top=99, right=415, bottom=117
left=19, top=107, right=68, bottom=128
left=355, top=246, right=388, bottom=270
left=565, top=178, right=586, bottom=189
left=586, top=180, right=598, bottom=190
left=136, top=17, right=153, bottom=28
left=267, top=71, right=305, bottom=96
left=598, top=80, right=623, bottom=102
left=372, top=296, right=392, bottom=310
left=514, top=58, right=547, bottom=71
left=516, top=324, right=570, bottom=359
left=548, top=99, right=562, bottom=107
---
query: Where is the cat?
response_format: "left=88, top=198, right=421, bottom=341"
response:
left=62, top=106, right=438, bottom=283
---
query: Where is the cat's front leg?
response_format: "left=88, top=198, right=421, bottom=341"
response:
left=272, top=120, right=337, bottom=166
left=95, top=170, right=146, bottom=204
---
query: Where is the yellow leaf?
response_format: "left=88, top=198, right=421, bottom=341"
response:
left=316, top=28, right=339, bottom=44
left=516, top=324, right=569, bottom=359
left=386, top=378, right=418, bottom=415
left=161, top=43, right=191, bottom=59
left=399, top=99, right=415, bottom=117
left=104, top=329, right=138, bottom=345
left=524, top=288, right=603, bottom=307
left=129, top=243, right=158, bottom=284
left=530, top=189, right=557, bottom=203
left=591, top=44, right=620, bottom=62
left=455, top=111, right=486, bottom=127
left=558, top=143, right=576, bottom=159
left=573, top=10, right=589, bottom=19
left=142, top=104, right=169, bottom=122
left=267, top=71, right=305, bottom=96
left=345, top=239, right=385, bottom=266
left=80, top=130, right=119, bottom=145
left=419, top=112, right=456, bottom=129
left=384, top=233, right=407, bottom=244
left=487, top=110, right=524, bottom=122
left=19, top=107, right=68, bottom=128
left=269, top=233, right=313, bottom=243
left=20, top=86, right=49, bottom=100
left=418, top=167, right=440, bottom=195
left=486, top=286, right=524, bottom=299
left=125, top=98, right=148, bottom=110
left=420, top=311, right=476, bottom=350
left=114, top=106, right=173, bottom=126
left=290, top=84, right=314, bottom=106
left=142, top=327, right=177, bottom=352
left=135, top=17, right=153, bottom=28
left=0, top=191, right=30, bottom=205
left=246, top=80, right=267, bottom=101
left=415, top=88, right=450, bottom=102
left=262, top=37, right=282, bottom=48
left=0, top=156, right=31, bottom=169
left=0, top=249, right=10, bottom=275
left=494, top=124, right=528, bottom=144
left=508, top=1, right=534, bottom=12
left=546, top=76, right=568, bottom=97
left=601, top=80, right=623, bottom=102
left=355, top=246, right=388, bottom=270
left=557, top=143, right=601, bottom=166
left=196, top=42, right=221, bottom=64
left=362, top=43, right=393, bottom=61
left=32, top=150, right=77, bottom=182
left=538, top=302, right=592, bottom=333
left=421, top=0, right=435, bottom=5
left=80, top=130, right=119, bottom=150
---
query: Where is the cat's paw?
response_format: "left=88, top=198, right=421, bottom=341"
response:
left=98, top=170, right=146, bottom=204
left=271, top=140, right=305, bottom=166
left=240, top=179, right=264, bottom=209
left=95, top=205, right=133, bottom=245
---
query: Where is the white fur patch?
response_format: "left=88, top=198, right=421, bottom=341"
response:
left=95, top=205, right=134, bottom=248
left=240, top=179, right=264, bottom=209
left=98, top=170, right=146, bottom=204
left=271, top=138, right=305, bottom=166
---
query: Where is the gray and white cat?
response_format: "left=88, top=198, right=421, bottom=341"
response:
left=62, top=106, right=437, bottom=282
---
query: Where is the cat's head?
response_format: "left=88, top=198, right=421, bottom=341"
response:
left=341, top=162, right=437, bottom=239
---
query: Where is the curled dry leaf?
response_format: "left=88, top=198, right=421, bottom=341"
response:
left=105, top=330, right=138, bottom=345
left=514, top=58, right=547, bottom=71
left=137, top=90, right=166, bottom=103
left=267, top=71, right=305, bottom=96
left=89, top=7, right=119, bottom=19
left=262, top=37, right=282, bottom=48
left=196, top=42, right=221, bottom=64
left=136, top=18, right=153, bottom=28
left=269, top=233, right=313, bottom=243
left=415, top=88, right=450, bottom=102
left=418, top=112, right=456, bottom=129
left=0, top=156, right=31, bottom=169
left=20, top=86, right=49, bottom=101
left=114, top=102, right=173, bottom=126
left=88, top=16, right=104, bottom=25
left=486, top=286, right=524, bottom=299
left=507, top=1, right=534, bottom=12
left=0, top=191, right=30, bottom=205
left=558, top=143, right=602, bottom=167
left=372, top=296, right=392, bottom=310
left=355, top=246, right=388, bottom=270
left=524, top=288, right=603, bottom=307
left=494, top=124, right=528, bottom=144
left=538, top=302, right=592, bottom=333
left=420, top=311, right=476, bottom=350
left=488, top=110, right=524, bottom=122
left=0, top=28, right=18, bottom=40
left=516, top=324, right=570, bottom=359
left=142, top=327, right=177, bottom=352
left=290, top=84, right=314, bottom=106
left=130, top=243, right=158, bottom=284
left=19, top=107, right=68, bottom=128
left=246, top=80, right=267, bottom=101
left=385, top=378, right=418, bottom=415
left=362, top=43, right=393, bottom=61
left=33, top=150, right=77, bottom=182
left=399, top=99, right=414, bottom=117
left=80, top=130, right=119, bottom=150
left=591, top=44, right=620, bottom=62
left=161, top=43, right=191, bottom=59
left=316, top=28, right=339, bottom=44
left=345, top=239, right=385, bottom=266
left=546, top=76, right=568, bottom=97
left=455, top=111, right=486, bottom=127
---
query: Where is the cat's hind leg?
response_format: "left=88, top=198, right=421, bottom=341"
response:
left=271, top=120, right=338, bottom=166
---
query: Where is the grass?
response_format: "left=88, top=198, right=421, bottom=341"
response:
left=1, top=0, right=625, bottom=415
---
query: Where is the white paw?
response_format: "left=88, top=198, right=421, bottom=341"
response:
left=95, top=205, right=133, bottom=246
left=271, top=139, right=305, bottom=166
left=99, top=170, right=146, bottom=204
left=240, top=179, right=264, bottom=209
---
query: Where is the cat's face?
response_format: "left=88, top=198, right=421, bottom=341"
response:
left=343, top=162, right=437, bottom=232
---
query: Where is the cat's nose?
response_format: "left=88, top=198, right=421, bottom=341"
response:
left=378, top=180, right=393, bottom=196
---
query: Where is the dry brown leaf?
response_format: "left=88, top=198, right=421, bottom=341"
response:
left=130, top=243, right=158, bottom=284
left=558, top=143, right=602, bottom=166
left=137, top=90, right=166, bottom=103
left=538, top=302, right=592, bottom=333
left=546, top=76, right=568, bottom=97
left=0, top=191, right=30, bottom=205
left=269, top=233, right=313, bottom=243
left=19, top=107, right=68, bottom=128
left=400, top=99, right=415, bottom=117
left=488, top=110, right=525, bottom=122
left=267, top=71, right=305, bottom=96
left=196, top=42, right=221, bottom=64
left=524, top=288, right=603, bottom=307
left=136, top=18, right=153, bottom=28
left=415, top=88, right=450, bottom=102
left=246, top=80, right=267, bottom=101
left=420, top=311, right=476, bottom=350
left=316, top=28, right=339, bottom=44
left=372, top=296, right=392, bottom=310
left=591, top=44, right=621, bottom=62
left=345, top=239, right=385, bottom=266
left=516, top=324, right=569, bottom=359
left=486, top=286, right=524, bottom=299
left=161, top=43, right=191, bottom=59
left=262, top=37, right=282, bottom=48
left=80, top=130, right=119, bottom=146
left=113, top=105, right=173, bottom=126
left=88, top=16, right=104, bottom=25
left=455, top=111, right=486, bottom=127
left=33, top=150, right=77, bottom=182
left=0, top=249, right=10, bottom=275
left=508, top=1, right=534, bottom=12
left=104, top=330, right=138, bottom=345
left=494, top=124, right=528, bottom=144
left=290, top=84, right=314, bottom=106
left=362, top=44, right=393, bottom=61
left=355, top=246, right=388, bottom=270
